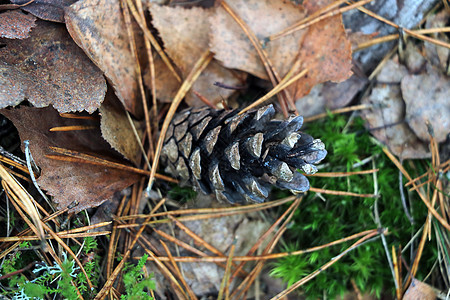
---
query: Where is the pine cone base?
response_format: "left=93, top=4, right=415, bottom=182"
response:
left=161, top=105, right=327, bottom=204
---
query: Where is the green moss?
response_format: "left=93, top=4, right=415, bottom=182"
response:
left=271, top=113, right=435, bottom=298
left=121, top=254, right=155, bottom=300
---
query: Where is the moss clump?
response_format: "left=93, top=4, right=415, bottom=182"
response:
left=271, top=114, right=435, bottom=298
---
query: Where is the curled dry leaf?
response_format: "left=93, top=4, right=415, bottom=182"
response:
left=1, top=106, right=141, bottom=213
left=65, top=0, right=142, bottom=116
left=149, top=5, right=246, bottom=106
left=99, top=90, right=143, bottom=165
left=210, top=0, right=352, bottom=100
left=0, top=10, right=37, bottom=39
left=0, top=20, right=106, bottom=113
left=401, top=66, right=450, bottom=143
left=11, top=0, right=77, bottom=23
left=361, top=58, right=430, bottom=159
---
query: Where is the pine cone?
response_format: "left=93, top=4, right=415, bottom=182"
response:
left=161, top=105, right=326, bottom=204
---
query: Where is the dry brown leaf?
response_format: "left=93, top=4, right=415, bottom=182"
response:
left=401, top=66, right=450, bottom=143
left=287, top=0, right=353, bottom=100
left=0, top=20, right=106, bottom=113
left=11, top=0, right=77, bottom=23
left=99, top=90, right=143, bottom=165
left=65, top=0, right=142, bottom=116
left=149, top=5, right=246, bottom=106
left=404, top=278, right=436, bottom=300
left=210, top=0, right=307, bottom=80
left=0, top=10, right=37, bottom=39
left=210, top=0, right=352, bottom=101
left=361, top=58, right=430, bottom=159
left=296, top=74, right=367, bottom=117
left=145, top=56, right=182, bottom=103
left=1, top=106, right=141, bottom=213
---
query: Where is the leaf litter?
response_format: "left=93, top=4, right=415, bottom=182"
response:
left=1, top=106, right=141, bottom=213
left=0, top=20, right=106, bottom=113
left=149, top=4, right=247, bottom=106
left=65, top=0, right=143, bottom=116
left=0, top=0, right=448, bottom=298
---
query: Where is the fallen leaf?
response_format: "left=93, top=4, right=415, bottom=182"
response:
left=99, top=90, right=143, bottom=165
left=1, top=106, right=141, bottom=213
left=404, top=278, right=436, bottom=300
left=145, top=56, right=181, bottom=103
left=210, top=0, right=307, bottom=80
left=287, top=0, right=353, bottom=99
left=401, top=66, right=450, bottom=143
left=361, top=58, right=430, bottom=159
left=0, top=10, right=37, bottom=39
left=210, top=0, right=352, bottom=100
left=296, top=74, right=367, bottom=117
left=11, top=0, right=77, bottom=23
left=65, top=0, right=142, bottom=116
left=149, top=5, right=246, bottom=106
left=0, top=20, right=106, bottom=113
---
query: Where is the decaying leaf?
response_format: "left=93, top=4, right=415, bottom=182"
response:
left=65, top=0, right=142, bottom=116
left=0, top=20, right=106, bottom=113
left=210, top=0, right=352, bottom=100
left=149, top=5, right=246, bottom=106
left=0, top=10, right=37, bottom=39
left=401, top=66, right=449, bottom=143
left=1, top=106, right=141, bottom=213
left=99, top=90, right=143, bottom=165
left=361, top=58, right=430, bottom=159
left=11, top=0, right=77, bottom=23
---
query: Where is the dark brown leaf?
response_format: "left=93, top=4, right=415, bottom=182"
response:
left=1, top=106, right=141, bottom=213
left=0, top=20, right=106, bottom=113
left=11, top=0, right=77, bottom=23
left=65, top=0, right=142, bottom=116
left=0, top=10, right=36, bottom=39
